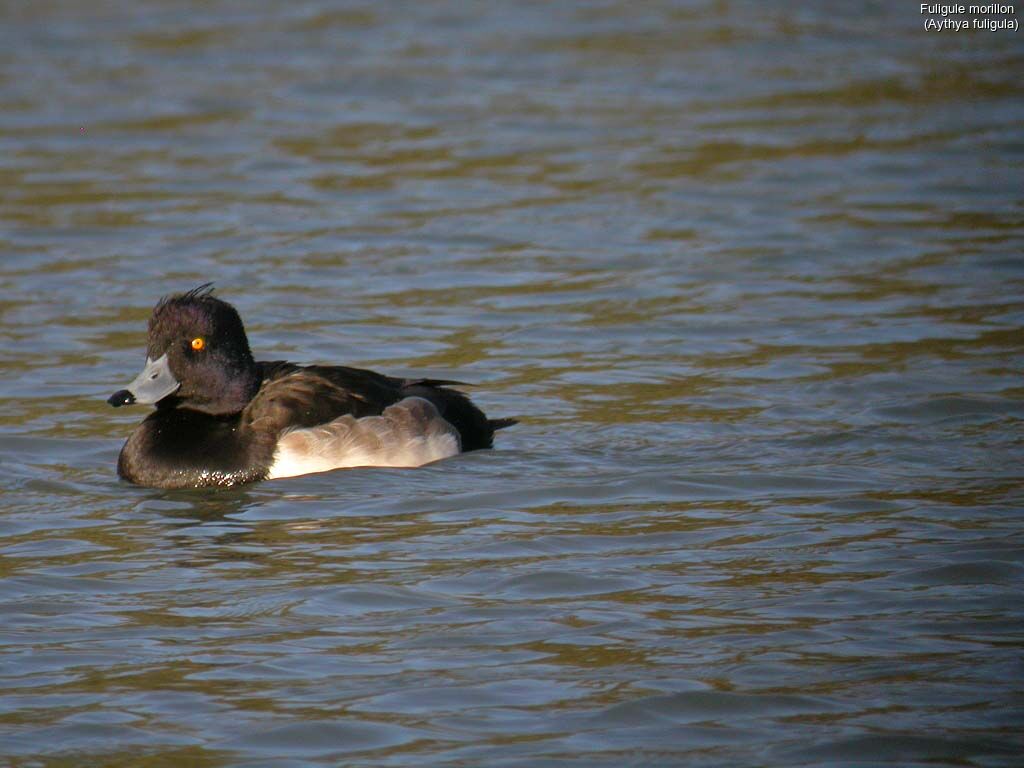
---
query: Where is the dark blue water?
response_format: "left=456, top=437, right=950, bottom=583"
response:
left=1, top=2, right=1022, bottom=765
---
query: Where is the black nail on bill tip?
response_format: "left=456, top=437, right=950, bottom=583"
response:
left=107, top=389, right=135, bottom=408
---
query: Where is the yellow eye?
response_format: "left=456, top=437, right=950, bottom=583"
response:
left=191, top=337, right=205, bottom=351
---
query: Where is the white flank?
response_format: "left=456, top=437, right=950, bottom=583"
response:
left=266, top=396, right=461, bottom=480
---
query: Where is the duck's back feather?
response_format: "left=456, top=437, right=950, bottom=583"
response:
left=249, top=360, right=504, bottom=452
left=244, top=367, right=381, bottom=435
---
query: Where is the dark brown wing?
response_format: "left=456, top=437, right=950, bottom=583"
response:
left=247, top=360, right=514, bottom=452
left=244, top=362, right=404, bottom=434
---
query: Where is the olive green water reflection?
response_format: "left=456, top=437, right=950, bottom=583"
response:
left=1, top=1, right=1023, bottom=766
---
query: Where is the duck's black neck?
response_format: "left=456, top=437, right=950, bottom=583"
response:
left=163, top=362, right=262, bottom=416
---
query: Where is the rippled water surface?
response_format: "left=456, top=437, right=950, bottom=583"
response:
left=2, top=2, right=1023, bottom=765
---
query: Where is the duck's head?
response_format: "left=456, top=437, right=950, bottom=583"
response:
left=108, top=284, right=261, bottom=415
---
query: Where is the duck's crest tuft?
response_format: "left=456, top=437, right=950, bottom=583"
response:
left=155, top=282, right=216, bottom=312
left=181, top=282, right=216, bottom=302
